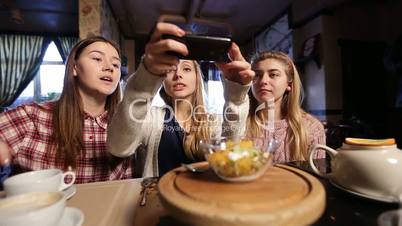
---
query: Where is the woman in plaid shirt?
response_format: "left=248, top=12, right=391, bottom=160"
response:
left=0, top=36, right=133, bottom=183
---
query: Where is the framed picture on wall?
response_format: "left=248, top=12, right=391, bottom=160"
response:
left=300, top=34, right=321, bottom=68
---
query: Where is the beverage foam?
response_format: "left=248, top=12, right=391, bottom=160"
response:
left=0, top=194, right=58, bottom=215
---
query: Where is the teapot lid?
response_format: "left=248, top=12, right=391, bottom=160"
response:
left=341, top=143, right=397, bottom=150
left=345, top=138, right=395, bottom=146
left=342, top=138, right=397, bottom=150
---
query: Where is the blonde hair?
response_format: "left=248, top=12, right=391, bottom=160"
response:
left=159, top=61, right=211, bottom=161
left=247, top=51, right=309, bottom=160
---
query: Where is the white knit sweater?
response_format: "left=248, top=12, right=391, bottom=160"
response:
left=107, top=62, right=250, bottom=177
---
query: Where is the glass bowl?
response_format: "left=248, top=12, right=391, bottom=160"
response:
left=199, top=137, right=280, bottom=182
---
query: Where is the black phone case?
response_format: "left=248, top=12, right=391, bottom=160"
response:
left=162, top=34, right=231, bottom=62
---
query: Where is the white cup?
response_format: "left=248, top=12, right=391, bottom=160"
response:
left=0, top=191, right=66, bottom=226
left=3, top=169, right=76, bottom=196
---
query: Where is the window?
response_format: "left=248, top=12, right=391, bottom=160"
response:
left=254, top=14, right=293, bottom=57
left=10, top=41, right=65, bottom=108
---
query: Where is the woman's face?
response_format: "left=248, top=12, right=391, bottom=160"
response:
left=163, top=60, right=197, bottom=101
left=251, top=58, right=290, bottom=103
left=73, top=41, right=121, bottom=100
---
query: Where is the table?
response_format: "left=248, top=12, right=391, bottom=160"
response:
left=67, top=178, right=165, bottom=226
left=66, top=160, right=400, bottom=226
left=289, top=160, right=400, bottom=226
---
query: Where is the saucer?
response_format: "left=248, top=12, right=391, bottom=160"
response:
left=329, top=180, right=399, bottom=203
left=58, top=207, right=84, bottom=226
left=63, top=185, right=76, bottom=200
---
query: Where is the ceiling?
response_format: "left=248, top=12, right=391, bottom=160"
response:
left=0, top=0, right=350, bottom=44
left=109, top=0, right=292, bottom=44
left=0, top=0, right=78, bottom=36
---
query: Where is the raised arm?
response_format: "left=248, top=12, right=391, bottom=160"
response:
left=107, top=64, right=164, bottom=157
left=217, top=43, right=254, bottom=138
left=107, top=22, right=188, bottom=157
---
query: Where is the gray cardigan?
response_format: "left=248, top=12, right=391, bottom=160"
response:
left=107, top=62, right=250, bottom=177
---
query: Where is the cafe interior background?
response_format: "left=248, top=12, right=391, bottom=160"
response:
left=1, top=0, right=402, bottom=149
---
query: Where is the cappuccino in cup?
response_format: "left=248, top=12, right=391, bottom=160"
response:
left=0, top=192, right=66, bottom=226
left=3, top=168, right=76, bottom=196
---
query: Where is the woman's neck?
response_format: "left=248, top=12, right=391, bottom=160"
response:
left=79, top=91, right=106, bottom=117
left=274, top=100, right=283, bottom=120
left=173, top=98, right=193, bottom=131
left=260, top=99, right=283, bottom=121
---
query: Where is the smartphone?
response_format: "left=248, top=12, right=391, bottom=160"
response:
left=162, top=34, right=232, bottom=62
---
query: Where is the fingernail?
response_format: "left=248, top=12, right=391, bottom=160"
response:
left=2, top=158, right=10, bottom=166
left=178, top=29, right=185, bottom=36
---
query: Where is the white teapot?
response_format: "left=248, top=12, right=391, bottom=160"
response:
left=309, top=139, right=402, bottom=201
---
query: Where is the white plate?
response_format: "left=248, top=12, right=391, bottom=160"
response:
left=63, top=185, right=76, bottom=200
left=58, top=207, right=84, bottom=226
left=329, top=180, right=399, bottom=203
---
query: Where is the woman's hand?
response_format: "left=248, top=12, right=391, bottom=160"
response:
left=217, top=43, right=255, bottom=85
left=143, top=22, right=189, bottom=76
left=0, top=140, right=12, bottom=166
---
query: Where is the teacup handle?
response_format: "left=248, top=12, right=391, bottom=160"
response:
left=309, top=144, right=338, bottom=178
left=59, top=171, right=76, bottom=191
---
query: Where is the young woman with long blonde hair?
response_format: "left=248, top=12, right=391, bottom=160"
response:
left=247, top=51, right=325, bottom=162
left=107, top=22, right=254, bottom=177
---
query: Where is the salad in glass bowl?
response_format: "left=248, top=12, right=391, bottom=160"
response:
left=199, top=137, right=280, bottom=182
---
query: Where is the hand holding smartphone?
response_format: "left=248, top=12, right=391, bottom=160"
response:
left=158, top=15, right=232, bottom=62
left=162, top=34, right=231, bottom=62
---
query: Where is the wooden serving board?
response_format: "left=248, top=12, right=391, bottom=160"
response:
left=158, top=162, right=325, bottom=226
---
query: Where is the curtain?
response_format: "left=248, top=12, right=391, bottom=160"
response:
left=0, top=35, right=51, bottom=108
left=54, top=36, right=79, bottom=63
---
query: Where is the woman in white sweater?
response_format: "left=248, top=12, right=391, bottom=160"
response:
left=107, top=22, right=255, bottom=177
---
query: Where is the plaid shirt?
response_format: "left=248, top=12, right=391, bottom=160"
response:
left=0, top=102, right=133, bottom=184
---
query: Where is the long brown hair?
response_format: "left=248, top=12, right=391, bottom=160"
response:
left=52, top=36, right=121, bottom=169
left=159, top=61, right=211, bottom=161
left=247, top=51, right=309, bottom=160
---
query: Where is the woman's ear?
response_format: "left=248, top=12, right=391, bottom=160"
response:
left=73, top=65, right=78, bottom=77
left=286, top=81, right=292, bottom=91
